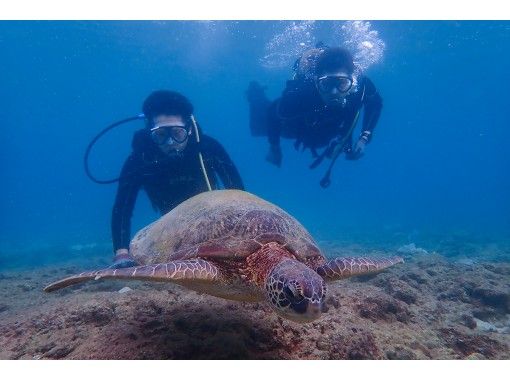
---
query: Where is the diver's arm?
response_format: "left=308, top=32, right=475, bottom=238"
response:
left=359, top=77, right=383, bottom=142
left=344, top=78, right=382, bottom=161
left=205, top=137, right=245, bottom=190
left=111, top=155, right=142, bottom=252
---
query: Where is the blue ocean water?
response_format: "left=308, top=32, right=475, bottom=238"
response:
left=0, top=21, right=509, bottom=268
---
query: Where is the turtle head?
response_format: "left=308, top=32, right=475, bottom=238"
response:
left=265, top=259, right=326, bottom=323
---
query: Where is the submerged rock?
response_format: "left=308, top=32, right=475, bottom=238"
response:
left=356, top=295, right=412, bottom=323
left=328, top=330, right=381, bottom=359
left=473, top=318, right=510, bottom=334
left=439, top=327, right=508, bottom=359
left=383, top=278, right=419, bottom=305
left=386, top=346, right=417, bottom=360
left=467, top=287, right=510, bottom=314
left=397, top=243, right=429, bottom=256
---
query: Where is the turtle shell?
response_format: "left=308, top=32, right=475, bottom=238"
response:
left=130, top=190, right=322, bottom=265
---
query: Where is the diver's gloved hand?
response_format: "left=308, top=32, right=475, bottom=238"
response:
left=345, top=136, right=368, bottom=160
left=109, top=249, right=139, bottom=269
left=266, top=144, right=282, bottom=167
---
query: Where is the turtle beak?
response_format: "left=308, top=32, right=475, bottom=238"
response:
left=309, top=301, right=322, bottom=317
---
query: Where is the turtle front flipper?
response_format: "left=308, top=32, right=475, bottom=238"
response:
left=44, top=259, right=222, bottom=292
left=316, top=256, right=403, bottom=282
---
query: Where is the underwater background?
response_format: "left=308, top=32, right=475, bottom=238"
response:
left=0, top=20, right=509, bottom=269
left=1, top=20, right=510, bottom=361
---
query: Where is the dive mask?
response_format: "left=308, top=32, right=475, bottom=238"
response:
left=150, top=125, right=191, bottom=145
left=317, top=74, right=353, bottom=94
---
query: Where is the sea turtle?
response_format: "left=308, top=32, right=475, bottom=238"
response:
left=45, top=190, right=403, bottom=323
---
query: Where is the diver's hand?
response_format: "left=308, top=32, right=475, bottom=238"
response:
left=109, top=249, right=139, bottom=269
left=345, top=138, right=366, bottom=160
left=266, top=144, right=282, bottom=167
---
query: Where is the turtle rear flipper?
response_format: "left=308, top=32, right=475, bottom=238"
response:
left=316, top=256, right=403, bottom=282
left=44, top=259, right=221, bottom=292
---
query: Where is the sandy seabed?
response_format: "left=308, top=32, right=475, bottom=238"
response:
left=0, top=243, right=509, bottom=360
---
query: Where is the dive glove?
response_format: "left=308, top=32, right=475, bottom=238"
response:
left=109, top=249, right=139, bottom=269
left=346, top=132, right=370, bottom=160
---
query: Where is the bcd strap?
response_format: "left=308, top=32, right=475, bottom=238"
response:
left=317, top=83, right=366, bottom=188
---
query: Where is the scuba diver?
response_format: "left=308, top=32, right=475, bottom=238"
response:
left=246, top=46, right=383, bottom=187
left=109, top=90, right=244, bottom=268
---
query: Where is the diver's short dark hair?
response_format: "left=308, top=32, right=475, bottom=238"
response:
left=142, top=90, right=194, bottom=121
left=315, top=47, right=355, bottom=76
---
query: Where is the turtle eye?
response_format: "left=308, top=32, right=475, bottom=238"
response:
left=283, top=283, right=304, bottom=303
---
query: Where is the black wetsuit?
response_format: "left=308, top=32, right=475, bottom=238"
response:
left=266, top=75, right=382, bottom=156
left=112, top=129, right=244, bottom=251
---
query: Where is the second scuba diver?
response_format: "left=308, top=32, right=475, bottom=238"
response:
left=247, top=46, right=383, bottom=187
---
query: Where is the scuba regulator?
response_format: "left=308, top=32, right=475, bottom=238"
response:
left=84, top=114, right=212, bottom=191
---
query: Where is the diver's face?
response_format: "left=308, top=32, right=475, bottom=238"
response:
left=151, top=114, right=190, bottom=156
left=316, top=69, right=354, bottom=105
